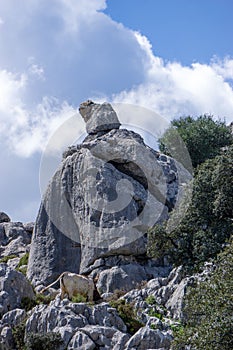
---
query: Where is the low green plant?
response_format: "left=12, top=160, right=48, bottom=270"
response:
left=150, top=323, right=157, bottom=330
left=25, top=332, right=63, bottom=350
left=148, top=309, right=164, bottom=320
left=145, top=295, right=156, bottom=305
left=21, top=297, right=37, bottom=312
left=35, top=293, right=55, bottom=305
left=71, top=293, right=87, bottom=303
left=109, top=299, right=144, bottom=335
left=20, top=293, right=55, bottom=311
left=172, top=241, right=233, bottom=350
left=12, top=321, right=26, bottom=350
left=18, top=252, right=29, bottom=267
left=0, top=254, right=18, bottom=263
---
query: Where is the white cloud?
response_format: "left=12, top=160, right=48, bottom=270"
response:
left=112, top=32, right=233, bottom=124
left=57, top=0, right=107, bottom=32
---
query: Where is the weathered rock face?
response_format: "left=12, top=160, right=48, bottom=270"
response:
left=0, top=213, right=10, bottom=224
left=79, top=100, right=121, bottom=134
left=0, top=221, right=32, bottom=258
left=0, top=264, right=35, bottom=317
left=27, top=101, right=191, bottom=286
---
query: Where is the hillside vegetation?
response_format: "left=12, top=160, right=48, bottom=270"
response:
left=148, top=115, right=233, bottom=349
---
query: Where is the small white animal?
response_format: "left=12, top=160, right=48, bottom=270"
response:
left=41, top=272, right=95, bottom=301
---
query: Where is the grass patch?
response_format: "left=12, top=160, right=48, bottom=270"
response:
left=71, top=293, right=87, bottom=303
left=0, top=254, right=18, bottom=263
left=18, top=252, right=29, bottom=267
left=147, top=309, right=164, bottom=320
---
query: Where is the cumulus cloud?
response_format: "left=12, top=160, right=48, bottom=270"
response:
left=112, top=33, right=233, bottom=125
left=1, top=2, right=232, bottom=160
left=0, top=0, right=148, bottom=158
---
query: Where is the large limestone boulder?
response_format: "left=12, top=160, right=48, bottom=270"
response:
left=0, top=264, right=35, bottom=317
left=27, top=101, right=191, bottom=286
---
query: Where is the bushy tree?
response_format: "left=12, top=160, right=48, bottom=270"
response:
left=172, top=240, right=233, bottom=350
left=159, top=115, right=233, bottom=167
left=148, top=145, right=233, bottom=269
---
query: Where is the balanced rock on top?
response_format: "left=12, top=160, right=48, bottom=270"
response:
left=27, top=101, right=191, bottom=287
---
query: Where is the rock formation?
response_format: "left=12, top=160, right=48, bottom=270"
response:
left=27, top=101, right=191, bottom=288
left=0, top=213, right=11, bottom=224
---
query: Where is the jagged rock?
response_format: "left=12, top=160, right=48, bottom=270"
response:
left=0, top=213, right=10, bottom=224
left=1, top=308, right=26, bottom=327
left=77, top=325, right=130, bottom=349
left=124, top=326, right=172, bottom=349
left=79, top=100, right=121, bottom=134
left=6, top=257, right=20, bottom=269
left=97, top=264, right=148, bottom=294
left=27, top=101, right=191, bottom=286
left=0, top=326, right=15, bottom=350
left=23, top=222, right=34, bottom=233
left=0, top=222, right=32, bottom=258
left=0, top=264, right=35, bottom=317
left=24, top=299, right=128, bottom=349
left=67, top=330, right=96, bottom=350
left=89, top=255, right=171, bottom=295
left=27, top=178, right=81, bottom=287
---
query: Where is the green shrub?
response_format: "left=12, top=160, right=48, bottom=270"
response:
left=159, top=115, right=233, bottom=168
left=25, top=332, right=63, bottom=350
left=148, top=146, right=233, bottom=270
left=147, top=309, right=164, bottom=320
left=0, top=254, right=18, bottom=263
left=35, top=293, right=55, bottom=305
left=12, top=321, right=26, bottom=350
left=20, top=293, right=55, bottom=312
left=21, top=297, right=37, bottom=312
left=145, top=295, right=156, bottom=305
left=109, top=299, right=144, bottom=335
left=71, top=293, right=87, bottom=303
left=172, top=241, right=233, bottom=350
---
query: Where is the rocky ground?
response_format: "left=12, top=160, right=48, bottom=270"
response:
left=0, top=213, right=211, bottom=350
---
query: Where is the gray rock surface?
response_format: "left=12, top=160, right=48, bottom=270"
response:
left=67, top=330, right=96, bottom=350
left=0, top=326, right=15, bottom=350
left=0, top=264, right=35, bottom=317
left=0, top=213, right=10, bottom=224
left=1, top=308, right=26, bottom=327
left=28, top=101, right=191, bottom=286
left=0, top=221, right=32, bottom=258
left=79, top=100, right=121, bottom=134
left=125, top=326, right=172, bottom=350
left=24, top=299, right=128, bottom=350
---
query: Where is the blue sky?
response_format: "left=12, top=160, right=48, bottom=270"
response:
left=0, top=0, right=232, bottom=222
left=105, top=0, right=233, bottom=64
